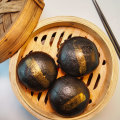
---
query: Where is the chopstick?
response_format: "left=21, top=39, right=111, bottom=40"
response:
left=92, top=0, right=120, bottom=59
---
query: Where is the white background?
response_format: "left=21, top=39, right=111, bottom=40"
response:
left=0, top=0, right=120, bottom=120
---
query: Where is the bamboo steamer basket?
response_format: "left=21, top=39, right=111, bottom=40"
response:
left=0, top=0, right=44, bottom=63
left=9, top=16, right=119, bottom=120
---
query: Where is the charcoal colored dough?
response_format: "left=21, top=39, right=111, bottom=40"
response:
left=49, top=76, right=90, bottom=116
left=57, top=37, right=99, bottom=77
left=17, top=52, right=58, bottom=91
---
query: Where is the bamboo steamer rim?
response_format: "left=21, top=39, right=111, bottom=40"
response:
left=0, top=0, right=44, bottom=63
left=9, top=16, right=119, bottom=120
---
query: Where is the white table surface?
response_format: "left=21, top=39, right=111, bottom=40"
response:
left=0, top=0, right=120, bottom=120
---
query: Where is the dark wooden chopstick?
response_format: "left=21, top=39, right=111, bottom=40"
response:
left=92, top=0, right=120, bottom=59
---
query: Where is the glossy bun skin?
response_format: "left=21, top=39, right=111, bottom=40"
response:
left=49, top=76, right=90, bottom=116
left=17, top=52, right=58, bottom=91
left=57, top=37, right=99, bottom=77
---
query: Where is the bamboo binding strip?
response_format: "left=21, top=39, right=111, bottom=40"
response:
left=9, top=16, right=119, bottom=120
left=0, top=0, right=44, bottom=63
